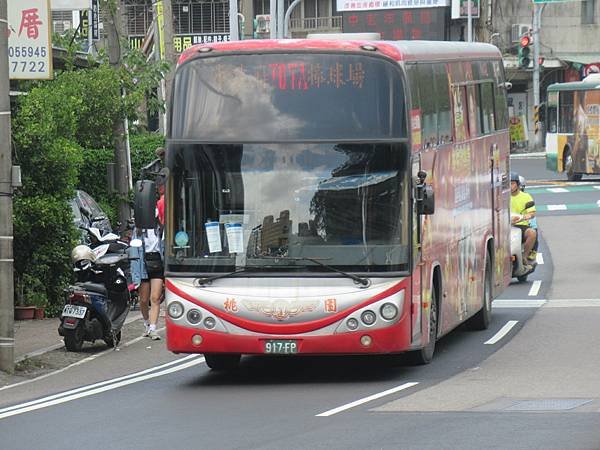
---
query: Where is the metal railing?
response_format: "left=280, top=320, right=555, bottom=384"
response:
left=289, top=16, right=342, bottom=31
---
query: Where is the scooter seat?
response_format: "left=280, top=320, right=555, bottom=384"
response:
left=76, top=282, right=108, bottom=296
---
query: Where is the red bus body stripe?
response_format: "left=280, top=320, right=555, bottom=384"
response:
left=165, top=278, right=409, bottom=335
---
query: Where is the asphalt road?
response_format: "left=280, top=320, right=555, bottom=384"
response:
left=1, top=155, right=599, bottom=450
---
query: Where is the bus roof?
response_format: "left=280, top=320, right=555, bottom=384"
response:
left=178, top=39, right=501, bottom=66
left=548, top=76, right=600, bottom=92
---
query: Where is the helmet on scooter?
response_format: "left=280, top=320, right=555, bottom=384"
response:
left=71, top=245, right=96, bottom=267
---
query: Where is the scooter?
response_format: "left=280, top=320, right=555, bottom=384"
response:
left=511, top=200, right=538, bottom=283
left=59, top=229, right=138, bottom=351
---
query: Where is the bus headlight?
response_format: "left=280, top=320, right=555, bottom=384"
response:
left=187, top=309, right=202, bottom=324
left=346, top=318, right=359, bottom=330
left=380, top=303, right=399, bottom=320
left=168, top=301, right=184, bottom=319
left=203, top=317, right=216, bottom=329
left=360, top=310, right=376, bottom=326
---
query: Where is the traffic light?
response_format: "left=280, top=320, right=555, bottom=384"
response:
left=518, top=34, right=532, bottom=69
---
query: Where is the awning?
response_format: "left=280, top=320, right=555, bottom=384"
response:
left=556, top=54, right=600, bottom=65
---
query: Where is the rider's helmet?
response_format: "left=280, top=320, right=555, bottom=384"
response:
left=510, top=171, right=521, bottom=186
left=71, top=244, right=96, bottom=269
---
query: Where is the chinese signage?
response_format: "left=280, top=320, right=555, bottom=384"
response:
left=343, top=7, right=447, bottom=40
left=451, top=0, right=480, bottom=19
left=129, top=34, right=231, bottom=53
left=337, top=0, right=449, bottom=13
left=8, top=0, right=52, bottom=80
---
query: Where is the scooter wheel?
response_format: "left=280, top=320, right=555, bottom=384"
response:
left=64, top=325, right=85, bottom=352
left=104, top=331, right=122, bottom=348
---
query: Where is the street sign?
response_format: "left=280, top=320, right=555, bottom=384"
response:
left=7, top=0, right=53, bottom=80
left=91, top=0, right=99, bottom=41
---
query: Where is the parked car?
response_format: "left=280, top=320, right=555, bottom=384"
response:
left=70, top=190, right=112, bottom=242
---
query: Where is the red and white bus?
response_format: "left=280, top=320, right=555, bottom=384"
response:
left=149, top=39, right=511, bottom=370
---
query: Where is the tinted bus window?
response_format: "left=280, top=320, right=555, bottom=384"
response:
left=470, top=85, right=482, bottom=137
left=481, top=82, right=495, bottom=134
left=434, top=63, right=452, bottom=144
left=492, top=61, right=508, bottom=130
left=559, top=91, right=574, bottom=133
left=418, top=63, right=437, bottom=147
left=171, top=54, right=406, bottom=141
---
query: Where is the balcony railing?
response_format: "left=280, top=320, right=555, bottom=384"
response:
left=289, top=16, right=342, bottom=32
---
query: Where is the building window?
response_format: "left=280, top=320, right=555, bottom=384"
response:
left=304, top=0, right=330, bottom=19
left=582, top=0, right=595, bottom=24
left=52, top=10, right=74, bottom=34
left=253, top=0, right=269, bottom=15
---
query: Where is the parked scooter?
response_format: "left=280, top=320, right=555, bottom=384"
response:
left=511, top=199, right=538, bottom=283
left=59, top=228, right=139, bottom=351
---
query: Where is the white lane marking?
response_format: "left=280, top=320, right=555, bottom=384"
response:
left=0, top=354, right=199, bottom=408
left=4, top=325, right=166, bottom=391
left=594, top=186, right=600, bottom=190
left=316, top=382, right=418, bottom=417
left=0, top=356, right=205, bottom=420
left=493, top=299, right=547, bottom=308
left=528, top=280, right=542, bottom=297
left=547, top=204, right=567, bottom=211
left=484, top=320, right=519, bottom=345
left=545, top=299, right=600, bottom=308
left=548, top=188, right=569, bottom=193
left=536, top=252, right=544, bottom=265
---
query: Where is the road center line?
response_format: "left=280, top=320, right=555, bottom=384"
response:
left=536, top=252, right=544, bottom=265
left=316, top=382, right=418, bottom=417
left=0, top=355, right=204, bottom=420
left=528, top=280, right=542, bottom=297
left=484, top=320, right=519, bottom=345
left=547, top=204, right=567, bottom=211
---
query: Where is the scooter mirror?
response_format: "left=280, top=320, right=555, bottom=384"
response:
left=130, top=238, right=143, bottom=248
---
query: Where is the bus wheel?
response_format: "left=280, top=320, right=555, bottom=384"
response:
left=407, top=287, right=438, bottom=365
left=467, top=257, right=492, bottom=330
left=204, top=353, right=241, bottom=371
left=564, top=150, right=582, bottom=181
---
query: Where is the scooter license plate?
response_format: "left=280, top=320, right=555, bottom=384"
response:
left=62, top=304, right=87, bottom=319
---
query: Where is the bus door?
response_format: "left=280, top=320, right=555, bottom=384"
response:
left=490, top=142, right=504, bottom=291
left=411, top=157, right=423, bottom=343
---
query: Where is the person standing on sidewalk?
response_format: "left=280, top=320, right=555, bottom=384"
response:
left=131, top=226, right=164, bottom=340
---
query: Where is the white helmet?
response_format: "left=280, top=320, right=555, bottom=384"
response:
left=71, top=245, right=96, bottom=265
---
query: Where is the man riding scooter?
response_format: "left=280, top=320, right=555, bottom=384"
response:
left=510, top=171, right=537, bottom=272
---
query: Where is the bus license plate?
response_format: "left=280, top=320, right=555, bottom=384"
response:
left=264, top=340, right=298, bottom=354
left=62, top=304, right=87, bottom=319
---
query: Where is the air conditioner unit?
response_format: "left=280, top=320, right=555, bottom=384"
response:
left=255, top=15, right=271, bottom=34
left=511, top=24, right=531, bottom=43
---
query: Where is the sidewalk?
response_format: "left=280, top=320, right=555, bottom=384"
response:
left=12, top=310, right=143, bottom=363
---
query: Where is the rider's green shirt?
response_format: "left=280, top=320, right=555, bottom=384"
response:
left=511, top=190, right=535, bottom=226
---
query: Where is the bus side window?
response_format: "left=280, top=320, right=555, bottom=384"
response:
left=559, top=91, right=574, bottom=133
left=492, top=61, right=509, bottom=130
left=406, top=63, right=421, bottom=145
left=418, top=63, right=437, bottom=148
left=547, top=105, right=558, bottom=133
left=434, top=63, right=452, bottom=144
left=480, top=82, right=496, bottom=134
left=470, top=84, right=482, bottom=137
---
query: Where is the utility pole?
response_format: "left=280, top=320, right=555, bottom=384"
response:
left=102, top=0, right=131, bottom=228
left=0, top=0, right=15, bottom=374
left=156, top=0, right=176, bottom=133
left=532, top=3, right=545, bottom=151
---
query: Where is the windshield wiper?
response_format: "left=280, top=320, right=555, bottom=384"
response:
left=251, top=255, right=371, bottom=287
left=194, top=266, right=263, bottom=286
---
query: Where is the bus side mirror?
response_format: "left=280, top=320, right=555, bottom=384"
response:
left=134, top=180, right=157, bottom=229
left=415, top=171, right=435, bottom=215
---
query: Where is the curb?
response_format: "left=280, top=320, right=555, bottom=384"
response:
left=510, top=152, right=545, bottom=159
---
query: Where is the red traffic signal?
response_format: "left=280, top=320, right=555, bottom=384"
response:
left=520, top=35, right=532, bottom=47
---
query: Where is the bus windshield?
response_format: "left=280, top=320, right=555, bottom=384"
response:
left=167, top=143, right=410, bottom=274
left=171, top=53, right=406, bottom=141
